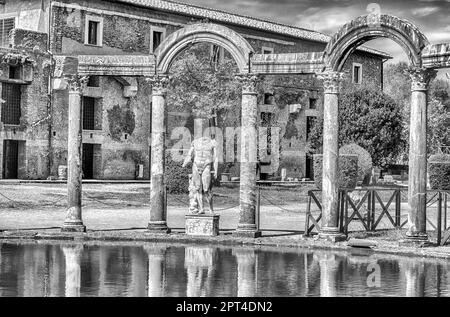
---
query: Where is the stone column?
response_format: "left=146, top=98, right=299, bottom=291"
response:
left=404, top=67, right=437, bottom=244
left=62, top=75, right=88, bottom=233
left=235, top=74, right=261, bottom=238
left=318, top=71, right=347, bottom=242
left=233, top=249, right=257, bottom=297
left=62, top=245, right=83, bottom=297
left=145, top=245, right=167, bottom=297
left=147, top=76, right=171, bottom=233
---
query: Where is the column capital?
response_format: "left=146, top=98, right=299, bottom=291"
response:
left=406, top=67, right=437, bottom=91
left=236, top=73, right=261, bottom=95
left=65, top=75, right=89, bottom=93
left=146, top=74, right=170, bottom=96
left=318, top=71, right=347, bottom=94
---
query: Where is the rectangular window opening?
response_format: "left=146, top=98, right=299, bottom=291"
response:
left=87, top=76, right=100, bottom=87
left=83, top=97, right=96, bottom=130
left=152, top=31, right=163, bottom=52
left=353, top=63, right=362, bottom=84
left=88, top=20, right=99, bottom=45
left=309, top=98, right=317, bottom=110
left=0, top=18, right=15, bottom=48
left=8, top=65, right=21, bottom=80
left=1, top=83, right=21, bottom=125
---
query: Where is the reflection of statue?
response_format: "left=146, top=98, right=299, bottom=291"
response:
left=183, top=118, right=218, bottom=214
left=184, top=246, right=217, bottom=297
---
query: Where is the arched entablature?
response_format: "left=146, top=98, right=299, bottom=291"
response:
left=324, top=14, right=429, bottom=71
left=155, top=23, right=255, bottom=74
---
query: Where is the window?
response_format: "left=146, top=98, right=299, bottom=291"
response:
left=150, top=26, right=166, bottom=53
left=306, top=116, right=316, bottom=140
left=264, top=93, right=274, bottom=105
left=211, top=45, right=224, bottom=65
left=261, top=112, right=274, bottom=155
left=261, top=46, right=274, bottom=54
left=87, top=76, right=100, bottom=87
left=309, top=98, right=317, bottom=110
left=353, top=63, right=362, bottom=84
left=0, top=17, right=15, bottom=48
left=83, top=97, right=96, bottom=130
left=85, top=16, right=103, bottom=46
left=1, top=83, right=21, bottom=125
left=9, top=65, right=21, bottom=80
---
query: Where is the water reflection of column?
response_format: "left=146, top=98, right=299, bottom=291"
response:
left=184, top=247, right=216, bottom=297
left=129, top=247, right=147, bottom=297
left=233, top=249, right=256, bottom=297
left=316, top=252, right=340, bottom=297
left=98, top=247, right=110, bottom=297
left=145, top=245, right=167, bottom=297
left=50, top=246, right=63, bottom=297
left=403, top=259, right=425, bottom=297
left=62, top=245, right=83, bottom=297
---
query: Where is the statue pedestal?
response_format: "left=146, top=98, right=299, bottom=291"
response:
left=185, top=214, right=220, bottom=237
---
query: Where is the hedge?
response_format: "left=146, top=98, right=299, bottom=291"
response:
left=314, top=154, right=359, bottom=190
left=165, top=151, right=191, bottom=194
left=339, top=143, right=372, bottom=185
left=428, top=154, right=450, bottom=190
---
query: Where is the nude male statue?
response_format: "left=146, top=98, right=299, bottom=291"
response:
left=182, top=118, right=219, bottom=214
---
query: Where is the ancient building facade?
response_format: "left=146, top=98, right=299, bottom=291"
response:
left=0, top=0, right=390, bottom=180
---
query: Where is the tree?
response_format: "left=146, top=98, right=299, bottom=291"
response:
left=308, top=85, right=405, bottom=168
left=383, top=62, right=450, bottom=157
left=167, top=44, right=241, bottom=120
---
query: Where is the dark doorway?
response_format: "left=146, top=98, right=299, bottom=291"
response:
left=82, top=143, right=94, bottom=179
left=3, top=140, right=18, bottom=179
left=305, top=154, right=313, bottom=180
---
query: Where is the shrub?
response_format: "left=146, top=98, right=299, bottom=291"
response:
left=339, top=143, right=373, bottom=184
left=165, top=151, right=190, bottom=194
left=428, top=154, right=450, bottom=190
left=314, top=154, right=358, bottom=190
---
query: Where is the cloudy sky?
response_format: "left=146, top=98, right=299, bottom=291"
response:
left=178, top=0, right=450, bottom=70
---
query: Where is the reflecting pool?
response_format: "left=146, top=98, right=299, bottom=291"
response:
left=0, top=242, right=449, bottom=297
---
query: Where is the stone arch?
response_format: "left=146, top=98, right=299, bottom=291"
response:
left=155, top=23, right=254, bottom=74
left=324, top=14, right=429, bottom=71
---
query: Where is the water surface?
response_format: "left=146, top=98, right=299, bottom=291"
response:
left=0, top=242, right=448, bottom=297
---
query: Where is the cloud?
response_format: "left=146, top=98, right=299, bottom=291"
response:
left=411, top=6, right=439, bottom=17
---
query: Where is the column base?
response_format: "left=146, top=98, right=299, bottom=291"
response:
left=234, top=225, right=262, bottom=238
left=399, top=233, right=431, bottom=247
left=318, top=228, right=347, bottom=242
left=61, top=223, right=86, bottom=233
left=147, top=221, right=171, bottom=234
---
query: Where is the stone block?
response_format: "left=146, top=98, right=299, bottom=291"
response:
left=185, top=214, right=220, bottom=237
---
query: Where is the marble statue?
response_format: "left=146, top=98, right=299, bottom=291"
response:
left=183, top=118, right=219, bottom=214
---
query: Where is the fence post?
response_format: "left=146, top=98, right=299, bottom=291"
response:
left=395, top=189, right=401, bottom=228
left=304, top=191, right=312, bottom=237
left=437, top=192, right=442, bottom=246
left=256, top=186, right=261, bottom=231
left=445, top=193, right=448, bottom=231
left=344, top=191, right=349, bottom=236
